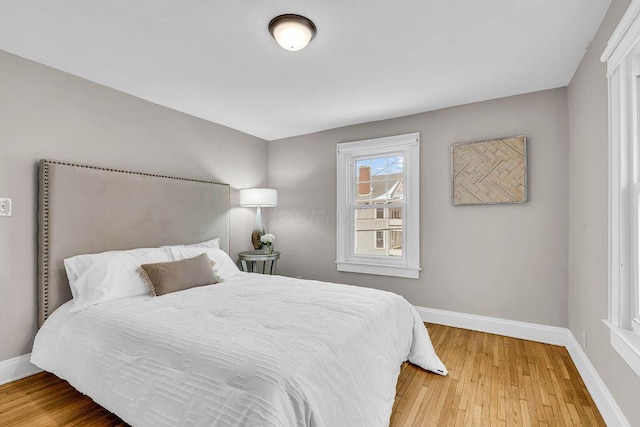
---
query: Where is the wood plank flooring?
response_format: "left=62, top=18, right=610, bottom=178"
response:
left=0, top=324, right=604, bottom=426
left=391, top=324, right=605, bottom=426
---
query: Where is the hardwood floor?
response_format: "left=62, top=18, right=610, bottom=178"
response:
left=0, top=371, right=126, bottom=426
left=0, top=324, right=604, bottom=426
left=392, top=324, right=605, bottom=426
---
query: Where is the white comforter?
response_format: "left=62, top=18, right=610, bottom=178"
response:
left=31, top=273, right=446, bottom=427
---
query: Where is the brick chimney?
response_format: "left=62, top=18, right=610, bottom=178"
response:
left=358, top=166, right=370, bottom=196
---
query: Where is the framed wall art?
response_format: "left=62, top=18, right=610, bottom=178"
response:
left=451, top=135, right=527, bottom=206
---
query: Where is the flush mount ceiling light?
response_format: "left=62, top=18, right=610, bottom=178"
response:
left=268, top=14, right=317, bottom=51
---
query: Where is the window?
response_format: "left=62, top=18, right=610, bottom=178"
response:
left=336, top=133, right=420, bottom=279
left=390, top=230, right=402, bottom=250
left=603, top=2, right=640, bottom=378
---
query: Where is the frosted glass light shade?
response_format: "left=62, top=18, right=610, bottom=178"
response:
left=269, top=14, right=317, bottom=51
left=239, top=188, right=278, bottom=207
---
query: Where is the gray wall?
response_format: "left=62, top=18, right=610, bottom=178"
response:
left=568, top=0, right=640, bottom=424
left=0, top=50, right=267, bottom=361
left=269, top=88, right=569, bottom=327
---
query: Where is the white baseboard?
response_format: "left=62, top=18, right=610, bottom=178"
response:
left=565, top=334, right=631, bottom=427
left=415, top=306, right=569, bottom=346
left=415, top=305, right=630, bottom=427
left=0, top=353, right=42, bottom=386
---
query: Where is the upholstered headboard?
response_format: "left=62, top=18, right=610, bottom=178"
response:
left=37, top=160, right=230, bottom=326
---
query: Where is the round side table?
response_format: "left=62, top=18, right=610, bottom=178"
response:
left=238, top=250, right=280, bottom=275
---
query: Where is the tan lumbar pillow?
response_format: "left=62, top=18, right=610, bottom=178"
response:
left=138, top=253, right=217, bottom=296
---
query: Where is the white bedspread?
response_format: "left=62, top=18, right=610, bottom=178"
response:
left=31, top=273, right=446, bottom=427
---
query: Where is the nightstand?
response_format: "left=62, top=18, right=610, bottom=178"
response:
left=238, top=250, right=280, bottom=275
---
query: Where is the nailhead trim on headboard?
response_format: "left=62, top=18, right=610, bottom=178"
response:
left=40, top=159, right=230, bottom=185
left=37, top=159, right=231, bottom=326
left=40, top=161, right=50, bottom=320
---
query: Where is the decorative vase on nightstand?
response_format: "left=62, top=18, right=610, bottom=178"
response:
left=263, top=245, right=273, bottom=255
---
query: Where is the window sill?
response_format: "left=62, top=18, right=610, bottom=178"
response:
left=336, top=261, right=421, bottom=279
left=604, top=320, right=640, bottom=378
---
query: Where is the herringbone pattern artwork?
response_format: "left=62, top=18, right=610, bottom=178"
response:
left=452, top=136, right=527, bottom=205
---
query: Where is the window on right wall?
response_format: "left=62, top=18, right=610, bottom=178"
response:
left=336, top=133, right=420, bottom=279
left=602, top=1, right=640, bottom=378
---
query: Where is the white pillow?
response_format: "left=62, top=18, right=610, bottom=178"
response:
left=165, top=246, right=240, bottom=280
left=161, top=237, right=220, bottom=250
left=64, top=247, right=172, bottom=312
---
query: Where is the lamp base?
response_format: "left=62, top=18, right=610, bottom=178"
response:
left=251, top=230, right=263, bottom=250
left=251, top=205, right=265, bottom=249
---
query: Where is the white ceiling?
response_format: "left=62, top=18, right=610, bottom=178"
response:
left=0, top=0, right=611, bottom=141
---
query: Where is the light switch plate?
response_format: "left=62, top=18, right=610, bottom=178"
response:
left=0, top=198, right=12, bottom=216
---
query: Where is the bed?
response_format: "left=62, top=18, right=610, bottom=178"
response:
left=30, top=160, right=446, bottom=427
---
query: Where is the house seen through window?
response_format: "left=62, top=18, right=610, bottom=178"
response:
left=355, top=155, right=404, bottom=257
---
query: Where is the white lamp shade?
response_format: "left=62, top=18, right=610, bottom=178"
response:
left=239, top=188, right=278, bottom=207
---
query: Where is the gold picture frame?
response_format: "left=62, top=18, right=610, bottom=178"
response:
left=451, top=136, right=527, bottom=206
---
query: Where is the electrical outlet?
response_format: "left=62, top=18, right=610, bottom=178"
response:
left=0, top=198, right=12, bottom=216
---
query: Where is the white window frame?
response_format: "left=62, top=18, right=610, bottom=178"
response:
left=336, top=133, right=421, bottom=279
left=602, top=0, right=640, bottom=378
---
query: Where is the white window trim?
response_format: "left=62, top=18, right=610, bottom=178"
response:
left=336, top=133, right=421, bottom=279
left=602, top=0, right=640, bottom=378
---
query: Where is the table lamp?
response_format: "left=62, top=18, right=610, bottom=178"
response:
left=239, top=188, right=278, bottom=249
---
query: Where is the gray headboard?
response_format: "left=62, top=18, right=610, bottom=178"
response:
left=37, top=160, right=230, bottom=326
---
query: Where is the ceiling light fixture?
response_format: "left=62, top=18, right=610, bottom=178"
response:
left=268, top=14, right=317, bottom=51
